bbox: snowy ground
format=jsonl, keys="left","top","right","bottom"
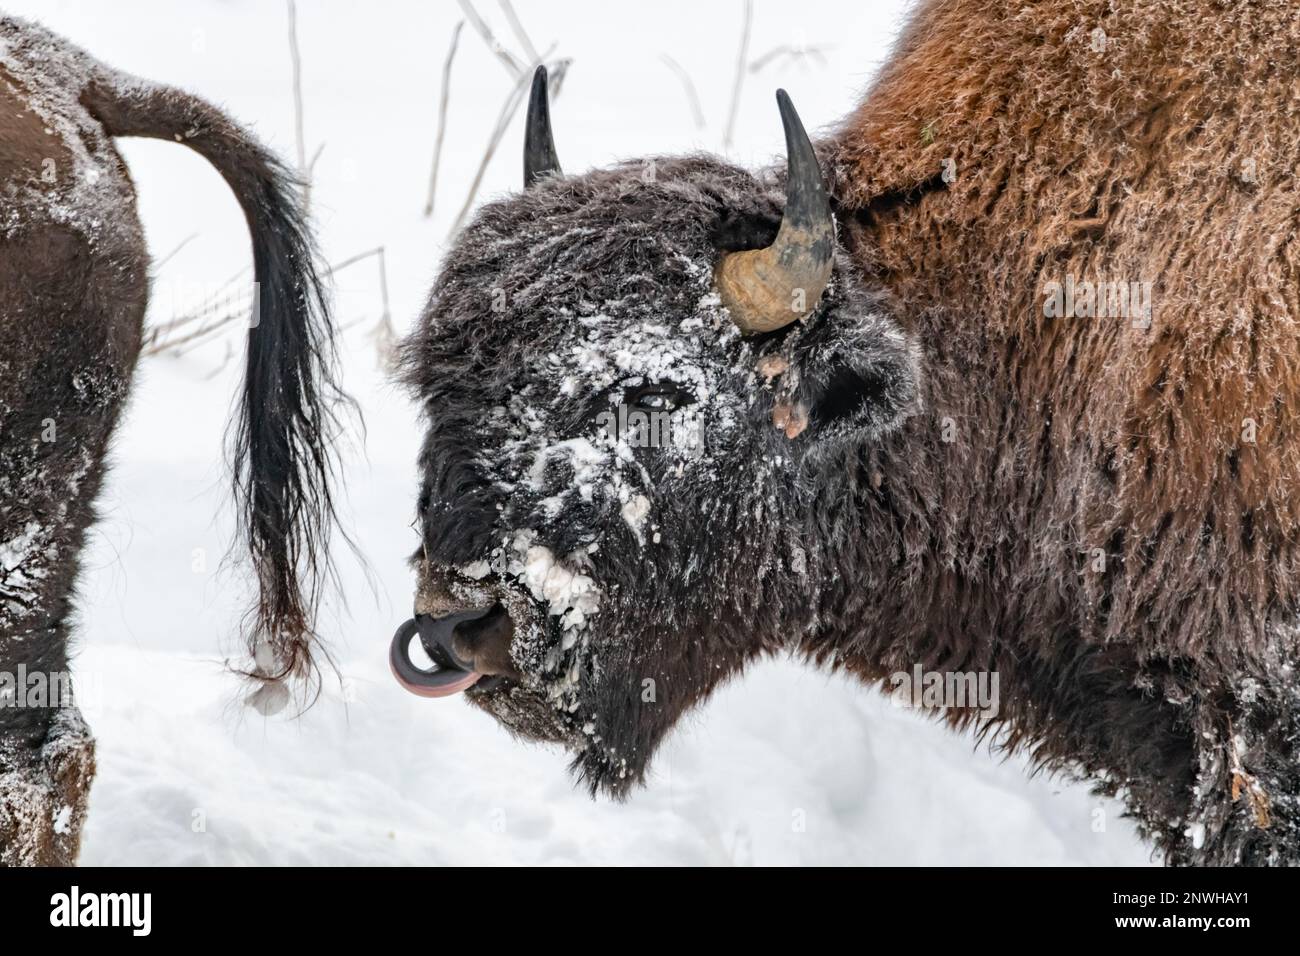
{"left": 9, "top": 0, "right": 1155, "bottom": 865}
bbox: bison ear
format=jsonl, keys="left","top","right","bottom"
{"left": 777, "top": 298, "right": 919, "bottom": 450}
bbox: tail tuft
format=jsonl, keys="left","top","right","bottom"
{"left": 83, "top": 76, "right": 352, "bottom": 696}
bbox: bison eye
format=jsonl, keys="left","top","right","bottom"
{"left": 625, "top": 382, "right": 695, "bottom": 412}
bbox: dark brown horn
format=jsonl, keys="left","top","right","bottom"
{"left": 715, "top": 90, "right": 834, "bottom": 334}
{"left": 524, "top": 65, "right": 561, "bottom": 187}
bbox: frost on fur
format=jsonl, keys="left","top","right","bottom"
{"left": 0, "top": 706, "right": 95, "bottom": 867}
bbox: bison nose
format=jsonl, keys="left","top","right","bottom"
{"left": 449, "top": 603, "right": 520, "bottom": 680}
{"left": 390, "top": 604, "right": 521, "bottom": 699}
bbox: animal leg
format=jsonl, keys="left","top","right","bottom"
{"left": 0, "top": 703, "right": 95, "bottom": 866}
{"left": 1175, "top": 674, "right": 1300, "bottom": 866}
{"left": 0, "top": 197, "right": 144, "bottom": 866}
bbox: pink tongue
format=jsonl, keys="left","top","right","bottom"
{"left": 391, "top": 663, "right": 483, "bottom": 698}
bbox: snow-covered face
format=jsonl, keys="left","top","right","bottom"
{"left": 400, "top": 155, "right": 917, "bottom": 793}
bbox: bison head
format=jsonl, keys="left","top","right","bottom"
{"left": 397, "top": 68, "right": 919, "bottom": 795}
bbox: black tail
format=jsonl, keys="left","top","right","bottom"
{"left": 83, "top": 75, "right": 347, "bottom": 689}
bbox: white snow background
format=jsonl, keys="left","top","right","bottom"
{"left": 6, "top": 0, "right": 1155, "bottom": 865}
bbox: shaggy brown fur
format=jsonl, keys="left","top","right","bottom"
{"left": 1, "top": 17, "right": 343, "bottom": 865}
{"left": 819, "top": 0, "right": 1300, "bottom": 862}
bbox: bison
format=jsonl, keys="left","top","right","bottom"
{"left": 0, "top": 17, "right": 344, "bottom": 864}
{"left": 397, "top": 0, "right": 1300, "bottom": 866}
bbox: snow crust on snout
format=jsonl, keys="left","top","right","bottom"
{"left": 503, "top": 530, "right": 599, "bottom": 639}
